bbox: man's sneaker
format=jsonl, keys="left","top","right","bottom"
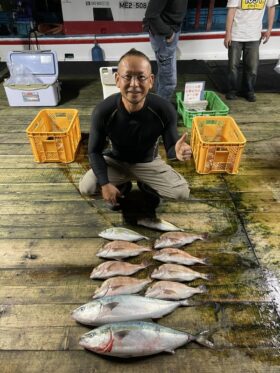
{"left": 245, "top": 93, "right": 256, "bottom": 102}
{"left": 225, "top": 92, "right": 237, "bottom": 100}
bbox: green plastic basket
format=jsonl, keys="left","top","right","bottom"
{"left": 176, "top": 90, "right": 229, "bottom": 128}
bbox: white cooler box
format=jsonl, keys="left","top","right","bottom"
{"left": 99, "top": 66, "right": 120, "bottom": 99}
{"left": 4, "top": 50, "right": 61, "bottom": 107}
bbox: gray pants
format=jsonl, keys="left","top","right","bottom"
{"left": 79, "top": 156, "right": 190, "bottom": 201}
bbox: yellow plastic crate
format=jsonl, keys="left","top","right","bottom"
{"left": 26, "top": 109, "right": 81, "bottom": 163}
{"left": 191, "top": 116, "right": 246, "bottom": 174}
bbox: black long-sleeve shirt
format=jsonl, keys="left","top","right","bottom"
{"left": 88, "top": 93, "right": 179, "bottom": 186}
{"left": 143, "top": 0, "right": 188, "bottom": 38}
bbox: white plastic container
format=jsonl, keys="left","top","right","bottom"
{"left": 99, "top": 66, "right": 119, "bottom": 99}
{"left": 3, "top": 50, "right": 61, "bottom": 107}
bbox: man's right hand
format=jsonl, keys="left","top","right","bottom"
{"left": 101, "top": 183, "right": 122, "bottom": 206}
{"left": 224, "top": 32, "right": 232, "bottom": 48}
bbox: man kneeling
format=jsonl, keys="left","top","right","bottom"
{"left": 79, "top": 49, "right": 192, "bottom": 223}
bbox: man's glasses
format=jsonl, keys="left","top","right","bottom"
{"left": 120, "top": 74, "right": 150, "bottom": 83}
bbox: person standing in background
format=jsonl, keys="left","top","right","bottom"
{"left": 224, "top": 0, "right": 278, "bottom": 102}
{"left": 143, "top": 0, "right": 188, "bottom": 102}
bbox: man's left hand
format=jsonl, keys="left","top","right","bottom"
{"left": 262, "top": 31, "right": 271, "bottom": 44}
{"left": 175, "top": 133, "right": 192, "bottom": 161}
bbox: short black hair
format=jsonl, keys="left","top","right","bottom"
{"left": 118, "top": 48, "right": 151, "bottom": 67}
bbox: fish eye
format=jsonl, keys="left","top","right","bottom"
{"left": 79, "top": 306, "right": 85, "bottom": 311}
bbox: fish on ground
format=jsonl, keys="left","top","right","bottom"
{"left": 154, "top": 231, "right": 208, "bottom": 249}
{"left": 79, "top": 321, "right": 214, "bottom": 358}
{"left": 99, "top": 227, "right": 149, "bottom": 242}
{"left": 145, "top": 281, "right": 207, "bottom": 300}
{"left": 137, "top": 217, "right": 184, "bottom": 232}
{"left": 151, "top": 264, "right": 211, "bottom": 282}
{"left": 90, "top": 260, "right": 150, "bottom": 279}
{"left": 96, "top": 241, "right": 152, "bottom": 260}
{"left": 71, "top": 294, "right": 191, "bottom": 326}
{"left": 153, "top": 248, "right": 208, "bottom": 265}
{"left": 92, "top": 277, "right": 152, "bottom": 298}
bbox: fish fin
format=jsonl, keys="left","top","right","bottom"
{"left": 104, "top": 302, "right": 119, "bottom": 311}
{"left": 198, "top": 285, "right": 207, "bottom": 293}
{"left": 165, "top": 349, "right": 175, "bottom": 354}
{"left": 193, "top": 330, "right": 214, "bottom": 348}
{"left": 164, "top": 289, "right": 177, "bottom": 295}
{"left": 179, "top": 299, "right": 192, "bottom": 306}
{"left": 114, "top": 330, "right": 131, "bottom": 340}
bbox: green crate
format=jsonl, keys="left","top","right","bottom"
{"left": 176, "top": 90, "right": 229, "bottom": 129}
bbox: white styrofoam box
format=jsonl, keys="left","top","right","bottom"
{"left": 99, "top": 66, "right": 120, "bottom": 99}
{"left": 4, "top": 50, "right": 60, "bottom": 106}
{"left": 4, "top": 81, "right": 61, "bottom": 107}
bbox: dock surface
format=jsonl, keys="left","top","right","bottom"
{"left": 0, "top": 62, "right": 279, "bottom": 373}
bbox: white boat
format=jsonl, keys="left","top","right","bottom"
{"left": 0, "top": 0, "right": 279, "bottom": 62}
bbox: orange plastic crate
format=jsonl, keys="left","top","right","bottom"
{"left": 191, "top": 116, "right": 246, "bottom": 174}
{"left": 26, "top": 109, "right": 81, "bottom": 163}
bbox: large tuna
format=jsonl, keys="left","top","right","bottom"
{"left": 71, "top": 295, "right": 191, "bottom": 326}
{"left": 79, "top": 321, "right": 214, "bottom": 358}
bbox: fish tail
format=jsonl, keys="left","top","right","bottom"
{"left": 193, "top": 330, "right": 214, "bottom": 348}
{"left": 141, "top": 260, "right": 153, "bottom": 268}
{"left": 201, "top": 273, "right": 212, "bottom": 281}
{"left": 201, "top": 233, "right": 209, "bottom": 241}
{"left": 198, "top": 285, "right": 207, "bottom": 293}
{"left": 201, "top": 257, "right": 210, "bottom": 265}
{"left": 179, "top": 299, "right": 191, "bottom": 306}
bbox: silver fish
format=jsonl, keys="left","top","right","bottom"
{"left": 154, "top": 232, "right": 208, "bottom": 249}
{"left": 79, "top": 321, "right": 214, "bottom": 358}
{"left": 137, "top": 218, "right": 183, "bottom": 232}
{"left": 151, "top": 264, "right": 210, "bottom": 282}
{"left": 71, "top": 295, "right": 191, "bottom": 326}
{"left": 90, "top": 260, "right": 150, "bottom": 279}
{"left": 96, "top": 241, "right": 151, "bottom": 260}
{"left": 153, "top": 248, "right": 208, "bottom": 265}
{"left": 145, "top": 281, "right": 207, "bottom": 300}
{"left": 99, "top": 227, "right": 149, "bottom": 242}
{"left": 92, "top": 277, "right": 152, "bottom": 298}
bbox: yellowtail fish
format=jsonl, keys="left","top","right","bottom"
{"left": 71, "top": 295, "right": 191, "bottom": 326}
{"left": 154, "top": 232, "right": 208, "bottom": 249}
{"left": 99, "top": 227, "right": 149, "bottom": 242}
{"left": 96, "top": 241, "right": 152, "bottom": 260}
{"left": 92, "top": 277, "right": 152, "bottom": 298}
{"left": 79, "top": 321, "right": 214, "bottom": 358}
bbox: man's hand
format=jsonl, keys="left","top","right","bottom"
{"left": 175, "top": 133, "right": 192, "bottom": 161}
{"left": 262, "top": 30, "right": 271, "bottom": 44}
{"left": 101, "top": 183, "right": 122, "bottom": 206}
{"left": 224, "top": 32, "right": 232, "bottom": 48}
{"left": 166, "top": 32, "right": 175, "bottom": 43}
